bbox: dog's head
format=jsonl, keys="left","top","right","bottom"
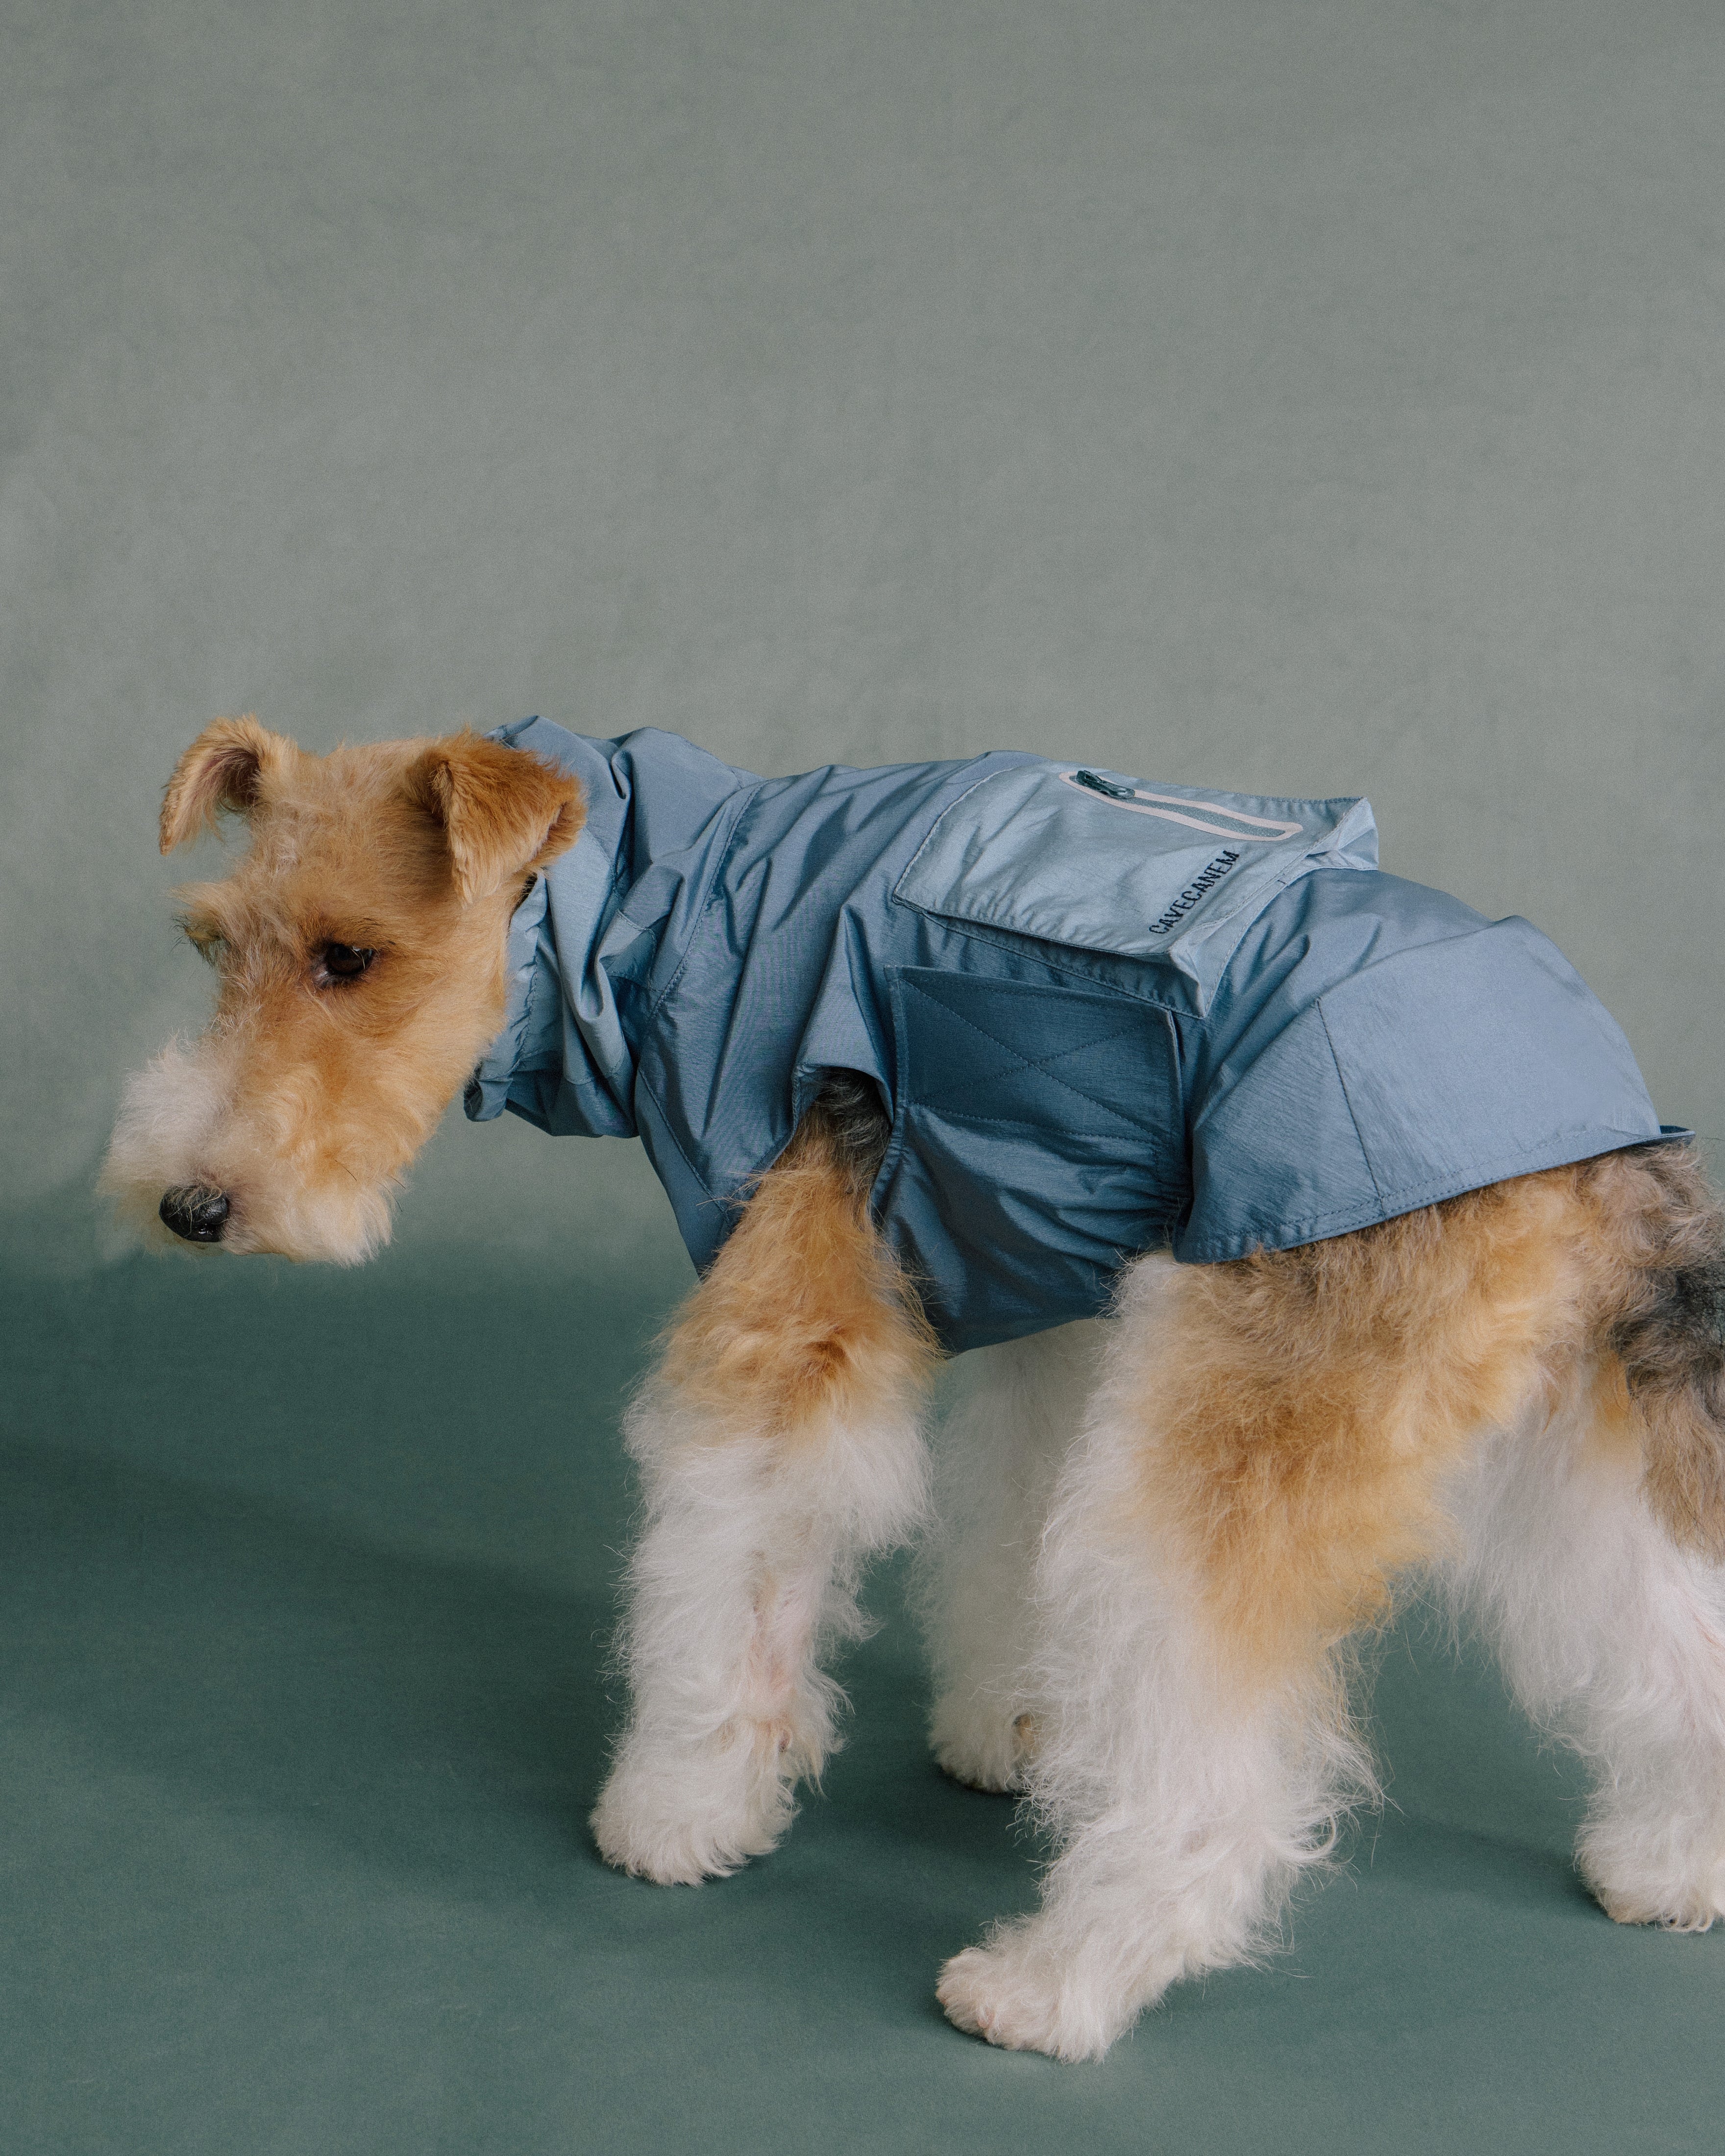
{"left": 101, "top": 718, "right": 583, "bottom": 1262}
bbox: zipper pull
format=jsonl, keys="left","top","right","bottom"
{"left": 1071, "top": 769, "right": 1136, "bottom": 801}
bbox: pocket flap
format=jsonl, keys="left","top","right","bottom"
{"left": 894, "top": 763, "right": 1379, "bottom": 1011}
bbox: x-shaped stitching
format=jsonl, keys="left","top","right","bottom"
{"left": 901, "top": 975, "right": 1160, "bottom": 1137}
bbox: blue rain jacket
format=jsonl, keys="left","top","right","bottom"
{"left": 465, "top": 719, "right": 1679, "bottom": 1352}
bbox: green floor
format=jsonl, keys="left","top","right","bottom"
{"left": 2, "top": 1251, "right": 1720, "bottom": 2154}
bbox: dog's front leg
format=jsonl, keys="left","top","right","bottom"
{"left": 591, "top": 1093, "right": 938, "bottom": 1885}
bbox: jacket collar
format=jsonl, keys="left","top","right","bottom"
{"left": 464, "top": 719, "right": 757, "bottom": 1138}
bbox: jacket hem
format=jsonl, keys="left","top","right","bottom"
{"left": 1174, "top": 1120, "right": 1675, "bottom": 1265}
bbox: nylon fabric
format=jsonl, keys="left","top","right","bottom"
{"left": 466, "top": 721, "right": 1679, "bottom": 1350}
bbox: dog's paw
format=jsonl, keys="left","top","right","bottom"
{"left": 1587, "top": 1871, "right": 1725, "bottom": 1933}
{"left": 936, "top": 1927, "right": 1128, "bottom": 2063}
{"left": 590, "top": 1728, "right": 797, "bottom": 1885}
{"left": 1581, "top": 1830, "right": 1725, "bottom": 1933}
{"left": 929, "top": 1703, "right": 1036, "bottom": 1795}
{"left": 590, "top": 1794, "right": 760, "bottom": 1885}
{"left": 1593, "top": 1891, "right": 1722, "bottom": 1931}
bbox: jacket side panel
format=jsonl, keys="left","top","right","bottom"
{"left": 1178, "top": 870, "right": 1671, "bottom": 1262}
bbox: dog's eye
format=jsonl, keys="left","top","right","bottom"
{"left": 316, "top": 942, "right": 376, "bottom": 984}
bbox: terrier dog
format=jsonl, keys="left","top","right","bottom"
{"left": 103, "top": 714, "right": 1725, "bottom": 2061}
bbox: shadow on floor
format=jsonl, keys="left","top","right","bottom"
{"left": 0, "top": 1436, "right": 616, "bottom": 1892}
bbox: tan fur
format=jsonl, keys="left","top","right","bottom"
{"left": 108, "top": 723, "right": 583, "bottom": 1260}
{"left": 159, "top": 715, "right": 293, "bottom": 852}
{"left": 1115, "top": 1161, "right": 1708, "bottom": 1688}
{"left": 659, "top": 1101, "right": 941, "bottom": 1445}
{"left": 403, "top": 729, "right": 586, "bottom": 903}
{"left": 1580, "top": 1353, "right": 1643, "bottom": 1469}
{"left": 1585, "top": 1144, "right": 1725, "bottom": 1556}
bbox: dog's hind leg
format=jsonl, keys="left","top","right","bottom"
{"left": 939, "top": 1178, "right": 1598, "bottom": 2060}
{"left": 1445, "top": 1381, "right": 1725, "bottom": 1929}
{"left": 1444, "top": 1148, "right": 1725, "bottom": 1931}
{"left": 918, "top": 1322, "right": 1105, "bottom": 1793}
{"left": 590, "top": 1081, "right": 940, "bottom": 1886}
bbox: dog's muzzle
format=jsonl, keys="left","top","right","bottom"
{"left": 159, "top": 1184, "right": 230, "bottom": 1244}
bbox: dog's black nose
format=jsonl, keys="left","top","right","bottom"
{"left": 159, "top": 1185, "right": 230, "bottom": 1243}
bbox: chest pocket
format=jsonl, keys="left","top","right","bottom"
{"left": 894, "top": 762, "right": 1379, "bottom": 1013}
{"left": 873, "top": 966, "right": 1187, "bottom": 1350}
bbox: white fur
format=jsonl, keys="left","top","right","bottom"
{"left": 916, "top": 1322, "right": 1103, "bottom": 1792}
{"left": 99, "top": 1040, "right": 230, "bottom": 1249}
{"left": 99, "top": 1036, "right": 393, "bottom": 1264}
{"left": 1442, "top": 1380, "right": 1725, "bottom": 1931}
{"left": 936, "top": 1321, "right": 1725, "bottom": 2058}
{"left": 936, "top": 1256, "right": 1376, "bottom": 2061}
{"left": 590, "top": 1371, "right": 930, "bottom": 1885}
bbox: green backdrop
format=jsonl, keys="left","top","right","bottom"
{"left": 2, "top": 3, "right": 1721, "bottom": 2149}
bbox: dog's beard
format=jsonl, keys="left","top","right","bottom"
{"left": 100, "top": 1037, "right": 398, "bottom": 1265}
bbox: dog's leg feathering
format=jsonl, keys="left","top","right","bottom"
{"left": 591, "top": 1080, "right": 939, "bottom": 1885}
{"left": 1445, "top": 1146, "right": 1725, "bottom": 1931}
{"left": 916, "top": 1323, "right": 1103, "bottom": 1794}
{"left": 941, "top": 1182, "right": 1600, "bottom": 2060}
{"left": 938, "top": 1257, "right": 1378, "bottom": 2062}
{"left": 1447, "top": 1386, "right": 1725, "bottom": 1931}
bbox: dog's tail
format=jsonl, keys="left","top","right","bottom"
{"left": 1591, "top": 1142, "right": 1725, "bottom": 1559}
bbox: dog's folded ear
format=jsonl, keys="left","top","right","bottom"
{"left": 160, "top": 716, "right": 294, "bottom": 853}
{"left": 407, "top": 731, "right": 586, "bottom": 904}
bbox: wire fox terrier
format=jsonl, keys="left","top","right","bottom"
{"left": 103, "top": 714, "right": 1725, "bottom": 2061}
